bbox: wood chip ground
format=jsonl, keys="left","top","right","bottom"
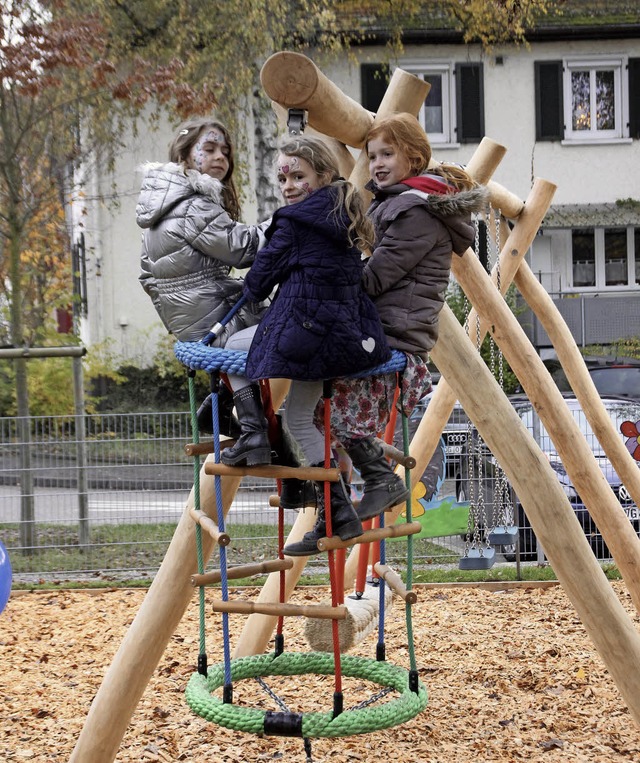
{"left": 2, "top": 581, "right": 640, "bottom": 762}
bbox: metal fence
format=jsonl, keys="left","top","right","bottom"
{"left": 2, "top": 403, "right": 629, "bottom": 584}
{"left": 0, "top": 412, "right": 476, "bottom": 584}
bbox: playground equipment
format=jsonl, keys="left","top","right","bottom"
{"left": 176, "top": 354, "right": 426, "bottom": 752}
{"left": 70, "top": 53, "right": 640, "bottom": 763}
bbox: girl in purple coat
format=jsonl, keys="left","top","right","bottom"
{"left": 220, "top": 135, "right": 392, "bottom": 553}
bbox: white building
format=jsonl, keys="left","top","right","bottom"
{"left": 78, "top": 3, "right": 640, "bottom": 363}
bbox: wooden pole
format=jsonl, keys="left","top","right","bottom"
{"left": 69, "top": 380, "right": 290, "bottom": 763}
{"left": 261, "top": 51, "right": 374, "bottom": 148}
{"left": 349, "top": 68, "right": 431, "bottom": 191}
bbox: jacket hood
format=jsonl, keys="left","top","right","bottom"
{"left": 367, "top": 174, "right": 489, "bottom": 219}
{"left": 269, "top": 185, "right": 349, "bottom": 246}
{"left": 136, "top": 162, "right": 224, "bottom": 228}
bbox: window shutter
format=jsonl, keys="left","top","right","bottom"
{"left": 360, "top": 63, "right": 390, "bottom": 113}
{"left": 535, "top": 61, "right": 563, "bottom": 141}
{"left": 455, "top": 62, "right": 484, "bottom": 143}
{"left": 629, "top": 58, "right": 640, "bottom": 139}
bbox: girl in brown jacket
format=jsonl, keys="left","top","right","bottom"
{"left": 316, "top": 113, "right": 488, "bottom": 522}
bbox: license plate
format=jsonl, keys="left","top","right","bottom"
{"left": 625, "top": 506, "right": 640, "bottom": 521}
{"left": 446, "top": 445, "right": 463, "bottom": 454}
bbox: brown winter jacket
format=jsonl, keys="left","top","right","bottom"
{"left": 363, "top": 175, "right": 489, "bottom": 359}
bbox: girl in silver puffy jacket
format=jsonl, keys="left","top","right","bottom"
{"left": 136, "top": 117, "right": 268, "bottom": 345}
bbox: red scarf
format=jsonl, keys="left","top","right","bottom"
{"left": 402, "top": 175, "right": 454, "bottom": 195}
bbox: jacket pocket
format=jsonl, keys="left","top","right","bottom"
{"left": 277, "top": 304, "right": 326, "bottom": 363}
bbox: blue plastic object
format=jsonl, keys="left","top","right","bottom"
{"left": 0, "top": 540, "right": 12, "bottom": 614}
{"left": 488, "top": 526, "right": 519, "bottom": 546}
{"left": 458, "top": 546, "right": 496, "bottom": 570}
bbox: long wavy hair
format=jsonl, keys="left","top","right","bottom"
{"left": 168, "top": 117, "right": 241, "bottom": 220}
{"left": 365, "top": 113, "right": 477, "bottom": 192}
{"left": 277, "top": 135, "right": 374, "bottom": 251}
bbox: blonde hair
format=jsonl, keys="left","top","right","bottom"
{"left": 365, "top": 113, "right": 477, "bottom": 192}
{"left": 277, "top": 135, "right": 374, "bottom": 251}
{"left": 169, "top": 117, "right": 241, "bottom": 220}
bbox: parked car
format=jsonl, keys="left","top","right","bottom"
{"left": 456, "top": 394, "right": 640, "bottom": 560}
{"left": 541, "top": 355, "right": 640, "bottom": 401}
{"left": 403, "top": 383, "right": 469, "bottom": 480}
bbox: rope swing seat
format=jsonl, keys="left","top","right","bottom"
{"left": 186, "top": 651, "right": 427, "bottom": 738}
{"left": 176, "top": 330, "right": 427, "bottom": 756}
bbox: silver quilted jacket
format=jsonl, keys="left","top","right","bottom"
{"left": 136, "top": 162, "right": 268, "bottom": 343}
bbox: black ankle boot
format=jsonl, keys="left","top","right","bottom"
{"left": 283, "top": 461, "right": 363, "bottom": 557}
{"left": 220, "top": 384, "right": 271, "bottom": 466}
{"left": 196, "top": 385, "right": 241, "bottom": 439}
{"left": 347, "top": 437, "right": 410, "bottom": 521}
{"left": 270, "top": 415, "right": 316, "bottom": 510}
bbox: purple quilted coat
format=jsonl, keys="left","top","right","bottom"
{"left": 243, "top": 185, "right": 391, "bottom": 382}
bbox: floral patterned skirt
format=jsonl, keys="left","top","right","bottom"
{"left": 313, "top": 353, "right": 432, "bottom": 447}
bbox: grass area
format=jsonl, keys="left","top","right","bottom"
{"left": 3, "top": 521, "right": 624, "bottom": 592}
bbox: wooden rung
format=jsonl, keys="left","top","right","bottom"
{"left": 316, "top": 521, "right": 422, "bottom": 552}
{"left": 189, "top": 508, "right": 230, "bottom": 546}
{"left": 204, "top": 462, "right": 340, "bottom": 481}
{"left": 211, "top": 600, "right": 347, "bottom": 620}
{"left": 191, "top": 558, "right": 293, "bottom": 587}
{"left": 373, "top": 562, "right": 417, "bottom": 604}
{"left": 184, "top": 439, "right": 234, "bottom": 457}
{"left": 376, "top": 439, "right": 415, "bottom": 470}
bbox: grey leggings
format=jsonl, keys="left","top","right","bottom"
{"left": 224, "top": 326, "right": 326, "bottom": 465}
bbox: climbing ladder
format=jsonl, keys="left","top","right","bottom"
{"left": 176, "top": 340, "right": 427, "bottom": 754}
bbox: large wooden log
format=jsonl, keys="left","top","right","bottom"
{"left": 453, "top": 248, "right": 640, "bottom": 614}
{"left": 261, "top": 51, "right": 374, "bottom": 147}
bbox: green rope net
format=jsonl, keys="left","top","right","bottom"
{"left": 186, "top": 651, "right": 427, "bottom": 738}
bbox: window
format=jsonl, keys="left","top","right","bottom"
{"left": 571, "top": 227, "right": 640, "bottom": 289}
{"left": 361, "top": 62, "right": 484, "bottom": 145}
{"left": 536, "top": 57, "right": 639, "bottom": 143}
{"left": 564, "top": 58, "right": 626, "bottom": 141}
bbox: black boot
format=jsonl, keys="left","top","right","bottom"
{"left": 196, "top": 385, "right": 241, "bottom": 439}
{"left": 220, "top": 384, "right": 271, "bottom": 466}
{"left": 283, "top": 461, "right": 363, "bottom": 557}
{"left": 347, "top": 437, "right": 410, "bottom": 521}
{"left": 270, "top": 415, "right": 316, "bottom": 510}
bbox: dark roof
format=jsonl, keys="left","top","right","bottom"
{"left": 541, "top": 201, "right": 640, "bottom": 229}
{"left": 345, "top": 1, "right": 640, "bottom": 45}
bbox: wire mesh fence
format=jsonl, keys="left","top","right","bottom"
{"left": 1, "top": 398, "right": 630, "bottom": 584}
{"left": 0, "top": 412, "right": 471, "bottom": 583}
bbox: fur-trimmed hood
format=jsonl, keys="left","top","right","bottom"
{"left": 136, "top": 162, "right": 224, "bottom": 228}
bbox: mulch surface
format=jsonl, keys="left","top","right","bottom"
{"left": 2, "top": 581, "right": 640, "bottom": 762}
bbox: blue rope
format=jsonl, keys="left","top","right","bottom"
{"left": 174, "top": 342, "right": 408, "bottom": 377}
{"left": 209, "top": 387, "right": 233, "bottom": 688}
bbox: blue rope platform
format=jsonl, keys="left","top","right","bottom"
{"left": 185, "top": 651, "right": 428, "bottom": 738}
{"left": 174, "top": 341, "right": 408, "bottom": 377}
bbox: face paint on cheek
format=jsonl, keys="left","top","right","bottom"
{"left": 293, "top": 181, "right": 313, "bottom": 199}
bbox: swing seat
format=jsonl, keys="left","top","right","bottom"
{"left": 488, "top": 525, "right": 519, "bottom": 545}
{"left": 458, "top": 546, "right": 496, "bottom": 570}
